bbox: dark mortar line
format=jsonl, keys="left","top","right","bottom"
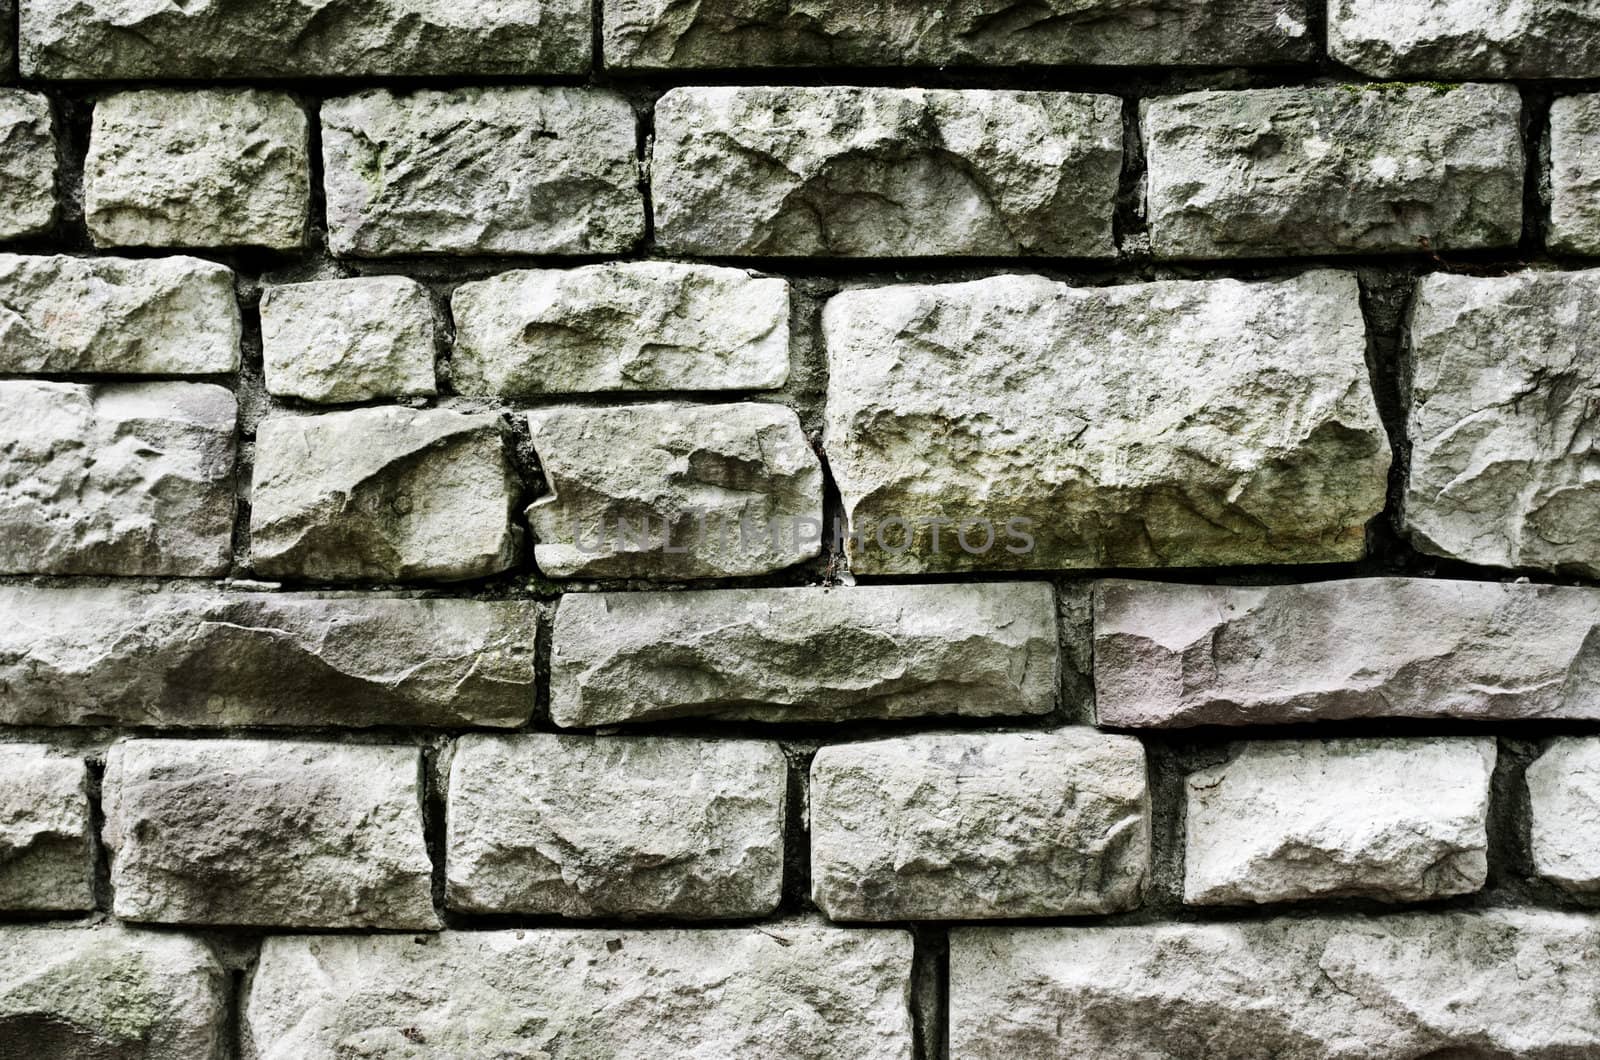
{"left": 225, "top": 966, "right": 247, "bottom": 1060}
{"left": 421, "top": 738, "right": 454, "bottom": 927}
{"left": 1113, "top": 93, "right": 1147, "bottom": 253}
{"left": 590, "top": 0, "right": 606, "bottom": 77}
{"left": 909, "top": 924, "right": 949, "bottom": 1060}
{"left": 1520, "top": 83, "right": 1554, "bottom": 252}
{"left": 84, "top": 754, "right": 111, "bottom": 914}
{"left": 779, "top": 743, "right": 816, "bottom": 915}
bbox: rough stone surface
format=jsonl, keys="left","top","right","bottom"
{"left": 250, "top": 407, "right": 521, "bottom": 583}
{"left": 1095, "top": 577, "right": 1600, "bottom": 727}
{"left": 104, "top": 739, "right": 436, "bottom": 929}
{"left": 1549, "top": 94, "right": 1600, "bottom": 256}
{"left": 0, "top": 745, "right": 90, "bottom": 912}
{"left": 0, "top": 924, "right": 227, "bottom": 1060}
{"left": 20, "top": 0, "right": 591, "bottom": 78}
{"left": 1145, "top": 84, "right": 1523, "bottom": 259}
{"left": 260, "top": 277, "right": 437, "bottom": 404}
{"left": 246, "top": 923, "right": 913, "bottom": 1059}
{"left": 1330, "top": 0, "right": 1600, "bottom": 78}
{"left": 952, "top": 910, "right": 1600, "bottom": 1057}
{"left": 606, "top": 0, "right": 1313, "bottom": 70}
{"left": 811, "top": 731, "right": 1149, "bottom": 921}
{"left": 452, "top": 262, "right": 790, "bottom": 396}
{"left": 447, "top": 734, "right": 786, "bottom": 918}
{"left": 86, "top": 89, "right": 309, "bottom": 250}
{"left": 551, "top": 583, "right": 1057, "bottom": 727}
{"left": 824, "top": 271, "right": 1387, "bottom": 575}
{"left": 1184, "top": 738, "right": 1495, "bottom": 906}
{"left": 654, "top": 87, "right": 1122, "bottom": 258}
{"left": 0, "top": 90, "right": 55, "bottom": 240}
{"left": 1527, "top": 737, "right": 1600, "bottom": 893}
{"left": 1403, "top": 269, "right": 1600, "bottom": 575}
{"left": 0, "top": 254, "right": 239, "bottom": 375}
{"left": 0, "top": 588, "right": 537, "bottom": 729}
{"left": 322, "top": 88, "right": 644, "bottom": 258}
{"left": 526, "top": 401, "right": 823, "bottom": 579}
{"left": 0, "top": 381, "right": 237, "bottom": 576}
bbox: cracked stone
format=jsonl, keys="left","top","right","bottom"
{"left": 322, "top": 87, "right": 644, "bottom": 257}
{"left": 1403, "top": 268, "right": 1600, "bottom": 575}
{"left": 1184, "top": 738, "right": 1495, "bottom": 906}
{"left": 550, "top": 582, "right": 1057, "bottom": 727}
{"left": 1144, "top": 84, "right": 1523, "bottom": 259}
{"left": 1095, "top": 577, "right": 1600, "bottom": 727}
{"left": 526, "top": 401, "right": 823, "bottom": 579}
{"left": 0, "top": 745, "right": 90, "bottom": 913}
{"left": 0, "top": 587, "right": 537, "bottom": 729}
{"left": 1549, "top": 94, "right": 1600, "bottom": 255}
{"left": 951, "top": 910, "right": 1600, "bottom": 1057}
{"left": 105, "top": 739, "right": 437, "bottom": 929}
{"left": 20, "top": 0, "right": 591, "bottom": 78}
{"left": 246, "top": 923, "right": 913, "bottom": 1059}
{"left": 0, "top": 381, "right": 237, "bottom": 576}
{"left": 653, "top": 86, "right": 1121, "bottom": 257}
{"left": 0, "top": 254, "right": 239, "bottom": 375}
{"left": 0, "top": 90, "right": 54, "bottom": 240}
{"left": 1527, "top": 737, "right": 1600, "bottom": 893}
{"left": 811, "top": 730, "right": 1149, "bottom": 921}
{"left": 447, "top": 734, "right": 786, "bottom": 918}
{"left": 250, "top": 406, "right": 521, "bottom": 583}
{"left": 86, "top": 88, "right": 310, "bottom": 250}
{"left": 452, "top": 262, "right": 790, "bottom": 396}
{"left": 261, "top": 276, "right": 437, "bottom": 404}
{"left": 1330, "top": 0, "right": 1600, "bottom": 78}
{"left": 824, "top": 271, "right": 1388, "bottom": 575}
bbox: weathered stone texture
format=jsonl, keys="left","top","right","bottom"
{"left": 0, "top": 254, "right": 239, "bottom": 375}
{"left": 452, "top": 263, "right": 790, "bottom": 396}
{"left": 1145, "top": 84, "right": 1523, "bottom": 259}
{"left": 105, "top": 739, "right": 436, "bottom": 929}
{"left": 0, "top": 381, "right": 237, "bottom": 576}
{"left": 550, "top": 582, "right": 1057, "bottom": 727}
{"left": 250, "top": 407, "right": 520, "bottom": 583}
{"left": 261, "top": 277, "right": 437, "bottom": 404}
{"left": 0, "top": 588, "right": 537, "bottom": 729}
{"left": 951, "top": 910, "right": 1600, "bottom": 1058}
{"left": 1549, "top": 94, "right": 1600, "bottom": 255}
{"left": 654, "top": 87, "right": 1122, "bottom": 258}
{"left": 1095, "top": 577, "right": 1600, "bottom": 727}
{"left": 824, "top": 271, "right": 1387, "bottom": 575}
{"left": 1184, "top": 739, "right": 1495, "bottom": 906}
{"left": 0, "top": 924, "right": 227, "bottom": 1060}
{"left": 0, "top": 745, "right": 90, "bottom": 912}
{"left": 447, "top": 734, "right": 786, "bottom": 918}
{"left": 1330, "top": 0, "right": 1600, "bottom": 78}
{"left": 322, "top": 88, "right": 644, "bottom": 258}
{"left": 20, "top": 0, "right": 592, "bottom": 78}
{"left": 1404, "top": 269, "right": 1600, "bottom": 574}
{"left": 0, "top": 91, "right": 55, "bottom": 240}
{"left": 247, "top": 924, "right": 913, "bottom": 1059}
{"left": 86, "top": 89, "right": 309, "bottom": 250}
{"left": 1527, "top": 738, "right": 1600, "bottom": 893}
{"left": 811, "top": 731, "right": 1149, "bottom": 921}
{"left": 526, "top": 401, "right": 822, "bottom": 579}
{"left": 606, "top": 0, "right": 1312, "bottom": 70}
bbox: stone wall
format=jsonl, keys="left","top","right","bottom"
{"left": 2, "top": 2, "right": 1600, "bottom": 1058}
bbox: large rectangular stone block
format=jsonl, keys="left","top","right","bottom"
{"left": 0, "top": 588, "right": 536, "bottom": 729}
{"left": 20, "top": 0, "right": 592, "bottom": 78}
{"left": 0, "top": 381, "right": 236, "bottom": 575}
{"left": 951, "top": 911, "right": 1600, "bottom": 1057}
{"left": 1549, "top": 94, "right": 1600, "bottom": 255}
{"left": 0, "top": 924, "right": 227, "bottom": 1059}
{"left": 0, "top": 745, "right": 91, "bottom": 912}
{"left": 0, "top": 90, "right": 55, "bottom": 240}
{"left": 1403, "top": 269, "right": 1600, "bottom": 575}
{"left": 811, "top": 731, "right": 1149, "bottom": 920}
{"left": 550, "top": 582, "right": 1057, "bottom": 727}
{"left": 322, "top": 88, "right": 643, "bottom": 257}
{"left": 606, "top": 0, "right": 1312, "bottom": 70}
{"left": 260, "top": 277, "right": 436, "bottom": 404}
{"left": 1330, "top": 0, "right": 1600, "bottom": 78}
{"left": 654, "top": 87, "right": 1121, "bottom": 258}
{"left": 105, "top": 739, "right": 436, "bottom": 929}
{"left": 447, "top": 734, "right": 786, "bottom": 918}
{"left": 1094, "top": 577, "right": 1600, "bottom": 727}
{"left": 1528, "top": 737, "right": 1600, "bottom": 894}
{"left": 1144, "top": 84, "right": 1523, "bottom": 259}
{"left": 246, "top": 924, "right": 914, "bottom": 1059}
{"left": 823, "top": 271, "right": 1388, "bottom": 574}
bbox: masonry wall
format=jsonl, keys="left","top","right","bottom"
{"left": 3, "top": 2, "right": 1600, "bottom": 1058}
